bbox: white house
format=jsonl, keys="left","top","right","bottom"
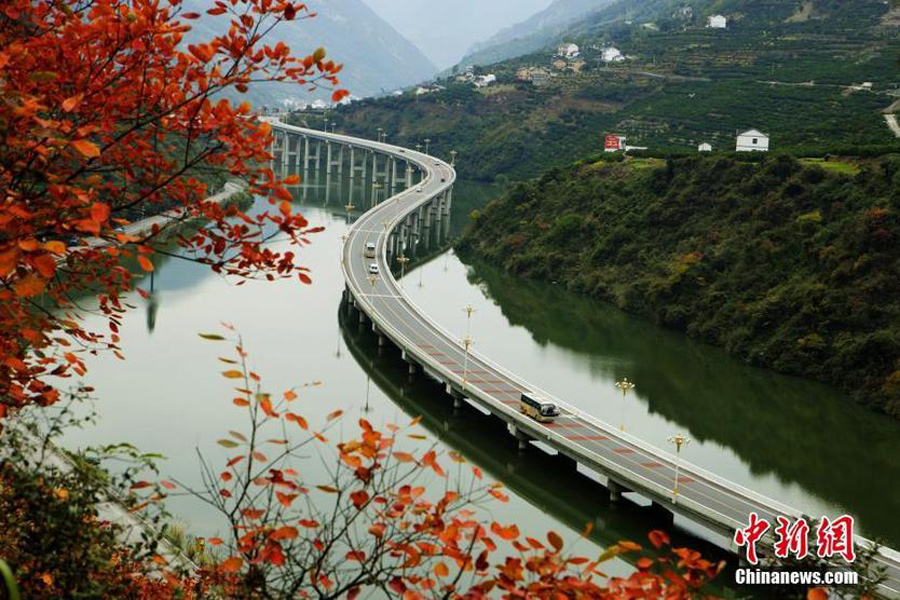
{"left": 557, "top": 43, "right": 580, "bottom": 58}
{"left": 735, "top": 129, "right": 769, "bottom": 152}
{"left": 707, "top": 14, "right": 727, "bottom": 29}
{"left": 415, "top": 84, "right": 445, "bottom": 96}
{"left": 473, "top": 74, "right": 497, "bottom": 88}
{"left": 601, "top": 47, "right": 625, "bottom": 63}
{"left": 698, "top": 142, "right": 713, "bottom": 152}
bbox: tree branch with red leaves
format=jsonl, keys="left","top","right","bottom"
{"left": 0, "top": 0, "right": 347, "bottom": 413}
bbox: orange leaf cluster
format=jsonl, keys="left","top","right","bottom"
{"left": 0, "top": 0, "right": 348, "bottom": 414}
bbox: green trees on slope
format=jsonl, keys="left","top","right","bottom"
{"left": 459, "top": 154, "right": 900, "bottom": 417}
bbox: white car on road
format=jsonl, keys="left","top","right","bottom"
{"left": 368, "top": 263, "right": 379, "bottom": 275}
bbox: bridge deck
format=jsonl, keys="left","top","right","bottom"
{"left": 271, "top": 121, "right": 900, "bottom": 597}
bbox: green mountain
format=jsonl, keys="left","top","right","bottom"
{"left": 328, "top": 0, "right": 900, "bottom": 180}
{"left": 461, "top": 0, "right": 616, "bottom": 67}
{"left": 457, "top": 154, "right": 900, "bottom": 419}
{"left": 184, "top": 0, "right": 436, "bottom": 107}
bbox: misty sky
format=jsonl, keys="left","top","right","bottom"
{"left": 362, "top": 0, "right": 554, "bottom": 69}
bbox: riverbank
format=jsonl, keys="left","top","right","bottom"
{"left": 457, "top": 153, "right": 900, "bottom": 419}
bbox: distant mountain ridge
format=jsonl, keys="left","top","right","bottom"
{"left": 461, "top": 0, "right": 616, "bottom": 67}
{"left": 184, "top": 0, "right": 437, "bottom": 106}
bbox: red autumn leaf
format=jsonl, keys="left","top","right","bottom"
{"left": 285, "top": 412, "right": 308, "bottom": 429}
{"left": 258, "top": 396, "right": 278, "bottom": 418}
{"left": 270, "top": 526, "right": 298, "bottom": 541}
{"left": 32, "top": 254, "right": 56, "bottom": 278}
{"left": 221, "top": 557, "right": 242, "bottom": 572}
{"left": 392, "top": 452, "right": 415, "bottom": 463}
{"left": 649, "top": 530, "right": 670, "bottom": 549}
{"left": 71, "top": 139, "right": 100, "bottom": 158}
{"left": 350, "top": 489, "right": 369, "bottom": 509}
{"left": 548, "top": 531, "right": 564, "bottom": 553}
{"left": 14, "top": 275, "right": 46, "bottom": 298}
{"left": 137, "top": 255, "right": 154, "bottom": 272}
{"left": 490, "top": 522, "right": 520, "bottom": 541}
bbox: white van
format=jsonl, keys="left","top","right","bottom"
{"left": 364, "top": 242, "right": 376, "bottom": 258}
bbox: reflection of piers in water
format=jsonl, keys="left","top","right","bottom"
{"left": 337, "top": 303, "right": 748, "bottom": 597}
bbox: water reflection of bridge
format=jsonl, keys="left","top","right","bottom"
{"left": 338, "top": 307, "right": 747, "bottom": 596}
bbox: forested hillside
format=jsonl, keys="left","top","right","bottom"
{"left": 458, "top": 154, "right": 900, "bottom": 418}
{"left": 329, "top": 0, "right": 900, "bottom": 181}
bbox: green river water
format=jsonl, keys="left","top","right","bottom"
{"left": 58, "top": 170, "right": 900, "bottom": 593}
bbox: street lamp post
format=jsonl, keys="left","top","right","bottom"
{"left": 323, "top": 117, "right": 329, "bottom": 132}
{"left": 462, "top": 335, "right": 473, "bottom": 386}
{"left": 450, "top": 149, "right": 457, "bottom": 166}
{"left": 344, "top": 202, "right": 355, "bottom": 220}
{"left": 463, "top": 304, "right": 475, "bottom": 338}
{"left": 376, "top": 127, "right": 383, "bottom": 143}
{"left": 614, "top": 378, "right": 635, "bottom": 431}
{"left": 667, "top": 433, "right": 691, "bottom": 503}
{"left": 424, "top": 138, "right": 431, "bottom": 155}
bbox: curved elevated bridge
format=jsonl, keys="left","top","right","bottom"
{"left": 269, "top": 120, "right": 900, "bottom": 596}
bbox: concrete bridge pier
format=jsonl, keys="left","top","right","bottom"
{"left": 608, "top": 479, "right": 631, "bottom": 503}
{"left": 371, "top": 323, "right": 387, "bottom": 349}
{"left": 442, "top": 188, "right": 453, "bottom": 217}
{"left": 445, "top": 385, "right": 465, "bottom": 410}
{"left": 303, "top": 136, "right": 311, "bottom": 171}
{"left": 432, "top": 198, "right": 443, "bottom": 228}
{"left": 370, "top": 152, "right": 380, "bottom": 184}
{"left": 349, "top": 147, "right": 358, "bottom": 179}
{"left": 333, "top": 144, "right": 345, "bottom": 175}
{"left": 507, "top": 423, "right": 533, "bottom": 452}
{"left": 311, "top": 139, "right": 322, "bottom": 170}
{"left": 401, "top": 350, "right": 417, "bottom": 377}
{"left": 441, "top": 212, "right": 452, "bottom": 242}
{"left": 326, "top": 142, "right": 333, "bottom": 175}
